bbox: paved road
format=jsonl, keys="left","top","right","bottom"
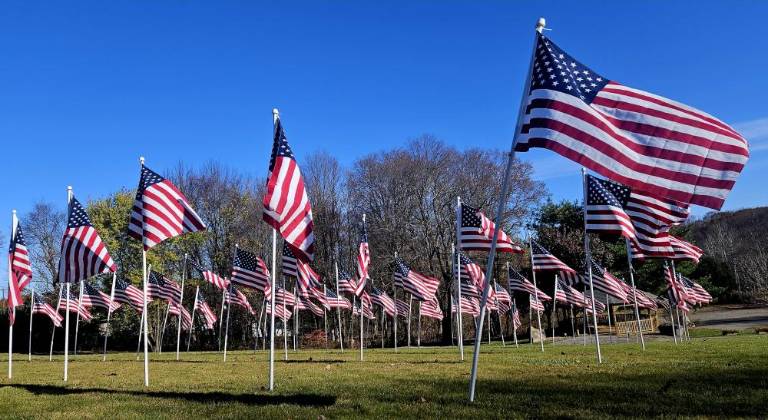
{"left": 688, "top": 305, "right": 768, "bottom": 330}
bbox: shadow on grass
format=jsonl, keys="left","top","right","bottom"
{"left": 7, "top": 384, "right": 336, "bottom": 407}
{"left": 284, "top": 359, "right": 347, "bottom": 364}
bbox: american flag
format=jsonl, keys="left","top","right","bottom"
{"left": 337, "top": 275, "right": 358, "bottom": 295}
{"left": 456, "top": 252, "right": 495, "bottom": 300}
{"left": 511, "top": 302, "right": 522, "bottom": 331}
{"left": 194, "top": 291, "right": 218, "bottom": 329}
{"left": 353, "top": 296, "right": 376, "bottom": 320}
{"left": 113, "top": 278, "right": 144, "bottom": 311}
{"left": 297, "top": 259, "right": 323, "bottom": 290}
{"left": 226, "top": 286, "right": 255, "bottom": 315}
{"left": 355, "top": 222, "right": 370, "bottom": 296}
{"left": 670, "top": 236, "right": 704, "bottom": 263}
{"left": 370, "top": 287, "right": 396, "bottom": 316}
{"left": 451, "top": 295, "right": 480, "bottom": 316}
{"left": 191, "top": 262, "right": 229, "bottom": 290}
{"left": 666, "top": 287, "right": 690, "bottom": 313}
{"left": 529, "top": 294, "right": 545, "bottom": 313}
{"left": 584, "top": 297, "right": 606, "bottom": 314}
{"left": 262, "top": 116, "right": 315, "bottom": 262}
{"left": 419, "top": 298, "right": 443, "bottom": 320}
{"left": 458, "top": 203, "right": 523, "bottom": 253}
{"left": 554, "top": 277, "right": 587, "bottom": 307}
{"left": 57, "top": 197, "right": 117, "bottom": 284}
{"left": 147, "top": 271, "right": 182, "bottom": 304}
{"left": 514, "top": 32, "right": 749, "bottom": 210}
{"left": 128, "top": 164, "right": 206, "bottom": 250}
{"left": 507, "top": 267, "right": 551, "bottom": 301}
{"left": 81, "top": 282, "right": 120, "bottom": 312}
{"left": 530, "top": 240, "right": 576, "bottom": 273}
{"left": 494, "top": 283, "right": 512, "bottom": 307}
{"left": 680, "top": 276, "right": 712, "bottom": 304}
{"left": 296, "top": 296, "right": 324, "bottom": 317}
{"left": 274, "top": 287, "right": 296, "bottom": 307}
{"left": 394, "top": 299, "right": 411, "bottom": 318}
{"left": 454, "top": 257, "right": 481, "bottom": 298}
{"left": 585, "top": 175, "right": 637, "bottom": 239}
{"left": 614, "top": 278, "right": 658, "bottom": 309}
{"left": 586, "top": 259, "right": 630, "bottom": 303}
{"left": 58, "top": 289, "right": 92, "bottom": 321}
{"left": 32, "top": 294, "right": 63, "bottom": 327}
{"left": 323, "top": 288, "right": 351, "bottom": 309}
{"left": 8, "top": 221, "right": 32, "bottom": 321}
{"left": 281, "top": 243, "right": 299, "bottom": 278}
{"left": 168, "top": 302, "right": 192, "bottom": 330}
{"left": 393, "top": 257, "right": 440, "bottom": 302}
{"left": 266, "top": 300, "right": 293, "bottom": 321}
{"left": 231, "top": 247, "right": 270, "bottom": 292}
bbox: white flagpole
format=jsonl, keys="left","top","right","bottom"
{"left": 50, "top": 285, "right": 63, "bottom": 361}
{"left": 73, "top": 280, "right": 84, "bottom": 356}
{"left": 512, "top": 299, "right": 518, "bottom": 347}
{"left": 218, "top": 288, "right": 226, "bottom": 351}
{"left": 28, "top": 287, "right": 34, "bottom": 362}
{"left": 159, "top": 303, "right": 170, "bottom": 353}
{"left": 581, "top": 168, "right": 603, "bottom": 363}
{"left": 605, "top": 295, "right": 612, "bottom": 343}
{"left": 223, "top": 287, "right": 232, "bottom": 362}
{"left": 293, "top": 287, "right": 297, "bottom": 351}
{"left": 268, "top": 109, "right": 279, "bottom": 392}
{"left": 176, "top": 253, "right": 187, "bottom": 360}
{"left": 142, "top": 247, "right": 150, "bottom": 386}
{"left": 360, "top": 214, "right": 366, "bottom": 361}
{"left": 417, "top": 302, "right": 421, "bottom": 348}
{"left": 103, "top": 271, "right": 117, "bottom": 361}
{"left": 407, "top": 295, "right": 412, "bottom": 348}
{"left": 393, "top": 251, "right": 398, "bottom": 353}
{"left": 8, "top": 210, "right": 17, "bottom": 378}
{"left": 455, "top": 198, "right": 465, "bottom": 361}
{"left": 282, "top": 277, "right": 288, "bottom": 361}
{"left": 323, "top": 285, "right": 328, "bottom": 349}
{"left": 63, "top": 186, "right": 73, "bottom": 382}
{"left": 569, "top": 305, "right": 576, "bottom": 340}
{"left": 624, "top": 239, "right": 645, "bottom": 350}
{"left": 468, "top": 17, "right": 545, "bottom": 402}
{"left": 551, "top": 275, "right": 559, "bottom": 346}
{"left": 528, "top": 239, "right": 545, "bottom": 352}
{"left": 334, "top": 258, "right": 343, "bottom": 352}
{"left": 256, "top": 296, "right": 265, "bottom": 352}
{"left": 187, "top": 287, "right": 199, "bottom": 352}
{"left": 136, "top": 306, "right": 145, "bottom": 360}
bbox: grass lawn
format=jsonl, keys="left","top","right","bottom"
{"left": 1, "top": 335, "right": 766, "bottom": 419}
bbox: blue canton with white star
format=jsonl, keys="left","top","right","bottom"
{"left": 67, "top": 198, "right": 94, "bottom": 228}
{"left": 268, "top": 119, "right": 295, "bottom": 171}
{"left": 530, "top": 33, "right": 609, "bottom": 104}
{"left": 587, "top": 175, "right": 631, "bottom": 208}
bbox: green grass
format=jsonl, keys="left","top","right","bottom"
{"left": 1, "top": 335, "right": 767, "bottom": 419}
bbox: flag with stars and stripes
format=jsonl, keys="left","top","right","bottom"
{"left": 194, "top": 291, "right": 218, "bottom": 329}
{"left": 338, "top": 275, "right": 358, "bottom": 295}
{"left": 266, "top": 299, "right": 293, "bottom": 321}
{"left": 456, "top": 252, "right": 495, "bottom": 300}
{"left": 669, "top": 236, "right": 704, "bottom": 263}
{"left": 511, "top": 302, "right": 522, "bottom": 331}
{"left": 529, "top": 294, "right": 545, "bottom": 313}
{"left": 273, "top": 287, "right": 296, "bottom": 307}
{"left": 393, "top": 257, "right": 440, "bottom": 302}
{"left": 226, "top": 286, "right": 255, "bottom": 315}
{"left": 81, "top": 282, "right": 121, "bottom": 312}
{"left": 128, "top": 164, "right": 206, "bottom": 250}
{"left": 587, "top": 259, "right": 630, "bottom": 303}
{"left": 355, "top": 223, "right": 370, "bottom": 296}
{"left": 297, "top": 259, "right": 323, "bottom": 290}
{"left": 370, "top": 287, "right": 396, "bottom": 316}
{"left": 191, "top": 261, "right": 229, "bottom": 290}
{"left": 57, "top": 197, "right": 117, "bottom": 284}
{"left": 296, "top": 295, "right": 324, "bottom": 317}
{"left": 419, "top": 298, "right": 443, "bottom": 320}
{"left": 451, "top": 295, "right": 480, "bottom": 317}
{"left": 262, "top": 116, "right": 315, "bottom": 262}
{"left": 58, "top": 289, "right": 92, "bottom": 321}
{"left": 584, "top": 297, "right": 606, "bottom": 315}
{"left": 394, "top": 299, "right": 411, "bottom": 318}
{"left": 554, "top": 277, "right": 587, "bottom": 307}
{"left": 147, "top": 271, "right": 182, "bottom": 304}
{"left": 507, "top": 267, "right": 551, "bottom": 302}
{"left": 454, "top": 257, "right": 481, "bottom": 298}
{"left": 530, "top": 240, "right": 576, "bottom": 273}
{"left": 231, "top": 247, "right": 271, "bottom": 292}
{"left": 168, "top": 302, "right": 192, "bottom": 330}
{"left": 458, "top": 203, "right": 523, "bottom": 253}
{"left": 113, "top": 278, "right": 144, "bottom": 311}
{"left": 32, "top": 294, "right": 63, "bottom": 327}
{"left": 680, "top": 276, "right": 712, "bottom": 304}
{"left": 8, "top": 220, "right": 32, "bottom": 321}
{"left": 585, "top": 174, "right": 637, "bottom": 239}
{"left": 281, "top": 242, "right": 299, "bottom": 278}
{"left": 322, "top": 288, "right": 351, "bottom": 310}
{"left": 514, "top": 32, "right": 749, "bottom": 210}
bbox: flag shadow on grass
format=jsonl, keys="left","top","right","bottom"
{"left": 7, "top": 384, "right": 336, "bottom": 407}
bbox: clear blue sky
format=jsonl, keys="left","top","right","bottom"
{"left": 2, "top": 1, "right": 767, "bottom": 243}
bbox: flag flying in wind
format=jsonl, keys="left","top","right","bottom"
{"left": 587, "top": 259, "right": 630, "bottom": 303}
{"left": 554, "top": 277, "right": 588, "bottom": 307}
{"left": 680, "top": 276, "right": 712, "bottom": 304}
{"left": 168, "top": 302, "right": 193, "bottom": 330}
{"left": 530, "top": 240, "right": 576, "bottom": 273}
{"left": 451, "top": 295, "right": 480, "bottom": 316}
{"left": 529, "top": 294, "right": 545, "bottom": 312}
{"left": 32, "top": 294, "right": 63, "bottom": 327}
{"left": 191, "top": 261, "right": 229, "bottom": 290}
{"left": 394, "top": 299, "right": 410, "bottom": 318}
{"left": 58, "top": 289, "right": 92, "bottom": 321}
{"left": 370, "top": 287, "right": 396, "bottom": 316}
{"left": 262, "top": 116, "right": 315, "bottom": 262}
{"left": 511, "top": 302, "right": 522, "bottom": 331}
{"left": 296, "top": 296, "right": 324, "bottom": 317}
{"left": 458, "top": 203, "right": 523, "bottom": 253}
{"left": 393, "top": 257, "right": 440, "bottom": 302}
{"left": 585, "top": 174, "right": 637, "bottom": 239}
{"left": 194, "top": 292, "right": 218, "bottom": 329}
{"left": 419, "top": 298, "right": 444, "bottom": 320}
{"left": 226, "top": 286, "right": 255, "bottom": 315}
{"left": 507, "top": 267, "right": 551, "bottom": 301}
{"left": 128, "top": 164, "right": 206, "bottom": 250}
{"left": 81, "top": 282, "right": 120, "bottom": 312}
{"left": 456, "top": 252, "right": 495, "bottom": 300}
{"left": 322, "top": 288, "right": 351, "bottom": 309}
{"left": 281, "top": 243, "right": 299, "bottom": 278}
{"left": 147, "top": 271, "right": 182, "bottom": 304}
{"left": 8, "top": 221, "right": 32, "bottom": 321}
{"left": 338, "top": 275, "right": 358, "bottom": 295}
{"left": 669, "top": 236, "right": 704, "bottom": 263}
{"left": 513, "top": 32, "right": 749, "bottom": 210}
{"left": 355, "top": 222, "right": 370, "bottom": 296}
{"left": 57, "top": 197, "right": 117, "bottom": 284}
{"left": 231, "top": 247, "right": 271, "bottom": 292}
{"left": 113, "top": 278, "right": 144, "bottom": 311}
{"left": 297, "top": 259, "right": 323, "bottom": 290}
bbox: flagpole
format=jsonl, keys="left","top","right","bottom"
{"left": 223, "top": 287, "right": 232, "bottom": 362}
{"left": 407, "top": 295, "right": 412, "bottom": 348}
{"left": 468, "top": 18, "right": 545, "bottom": 402}
{"left": 103, "top": 271, "right": 117, "bottom": 361}
{"left": 63, "top": 186, "right": 73, "bottom": 382}
{"left": 136, "top": 307, "right": 145, "bottom": 360}
{"left": 486, "top": 306, "right": 491, "bottom": 344}
{"left": 393, "top": 251, "right": 398, "bottom": 353}
{"left": 323, "top": 285, "right": 328, "bottom": 349}
{"left": 624, "top": 239, "right": 645, "bottom": 350}
{"left": 8, "top": 210, "right": 17, "bottom": 378}
{"left": 360, "top": 296, "right": 364, "bottom": 361}
{"left": 28, "top": 287, "right": 34, "bottom": 362}
{"left": 73, "top": 280, "right": 83, "bottom": 356}
{"left": 581, "top": 168, "right": 603, "bottom": 363}
{"left": 512, "top": 298, "right": 518, "bottom": 347}
{"left": 551, "top": 275, "right": 559, "bottom": 345}
{"left": 256, "top": 296, "right": 265, "bottom": 352}
{"left": 282, "top": 277, "right": 288, "bottom": 361}
{"left": 569, "top": 305, "right": 576, "bottom": 340}
{"left": 417, "top": 302, "right": 421, "bottom": 348}
{"left": 334, "top": 257, "right": 343, "bottom": 352}
{"left": 218, "top": 288, "right": 226, "bottom": 351}
{"left": 176, "top": 253, "right": 187, "bottom": 360}
{"left": 528, "top": 238, "right": 545, "bottom": 352}
{"left": 159, "top": 303, "right": 171, "bottom": 353}
{"left": 187, "top": 287, "right": 198, "bottom": 352}
{"left": 50, "top": 285, "right": 62, "bottom": 361}
{"left": 454, "top": 198, "right": 465, "bottom": 361}
{"left": 293, "top": 287, "right": 298, "bottom": 351}
{"left": 605, "top": 295, "right": 612, "bottom": 343}
{"left": 268, "top": 109, "right": 279, "bottom": 392}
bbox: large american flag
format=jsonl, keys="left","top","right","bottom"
{"left": 113, "top": 278, "right": 144, "bottom": 311}
{"left": 393, "top": 257, "right": 440, "bottom": 302}
{"left": 370, "top": 287, "right": 396, "bottom": 316}
{"left": 57, "top": 197, "right": 117, "bottom": 284}
{"left": 81, "top": 282, "right": 120, "bottom": 312}
{"left": 194, "top": 291, "right": 218, "bottom": 329}
{"left": 419, "top": 298, "right": 443, "bottom": 320}
{"left": 514, "top": 33, "right": 749, "bottom": 210}
{"left": 585, "top": 174, "right": 637, "bottom": 239}
{"left": 231, "top": 247, "right": 270, "bottom": 292}
{"left": 554, "top": 277, "right": 587, "bottom": 307}
{"left": 507, "top": 267, "right": 551, "bottom": 302}
{"left": 262, "top": 116, "right": 315, "bottom": 262}
{"left": 530, "top": 240, "right": 576, "bottom": 273}
{"left": 458, "top": 203, "right": 523, "bottom": 253}
{"left": 456, "top": 252, "right": 494, "bottom": 299}
{"left": 281, "top": 242, "right": 299, "bottom": 278}
{"left": 451, "top": 295, "right": 480, "bottom": 316}
{"left": 669, "top": 236, "right": 704, "bottom": 263}
{"left": 32, "top": 294, "right": 63, "bottom": 327}
{"left": 58, "top": 289, "right": 92, "bottom": 321}
{"left": 168, "top": 302, "right": 192, "bottom": 330}
{"left": 8, "top": 221, "right": 32, "bottom": 320}
{"left": 226, "top": 286, "right": 255, "bottom": 315}
{"left": 148, "top": 271, "right": 182, "bottom": 304}
{"left": 128, "top": 164, "right": 206, "bottom": 250}
{"left": 355, "top": 222, "right": 370, "bottom": 296}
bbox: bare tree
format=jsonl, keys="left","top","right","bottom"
{"left": 24, "top": 202, "right": 65, "bottom": 291}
